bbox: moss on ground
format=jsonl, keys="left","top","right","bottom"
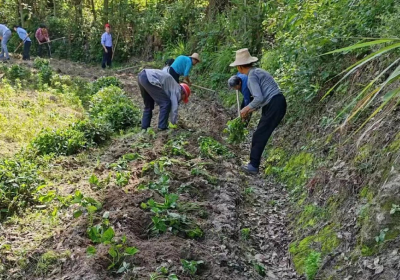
{"left": 289, "top": 224, "right": 340, "bottom": 274}
{"left": 36, "top": 250, "right": 71, "bottom": 276}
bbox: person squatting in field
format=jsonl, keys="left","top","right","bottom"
{"left": 101, "top": 23, "right": 112, "bottom": 69}
{"left": 13, "top": 25, "right": 31, "bottom": 60}
{"left": 165, "top": 53, "right": 200, "bottom": 85}
{"left": 228, "top": 73, "right": 254, "bottom": 125}
{"left": 35, "top": 24, "right": 51, "bottom": 58}
{"left": 230, "top": 48, "right": 287, "bottom": 175}
{"left": 138, "top": 69, "right": 191, "bottom": 130}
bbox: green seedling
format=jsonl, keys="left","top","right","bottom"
{"left": 375, "top": 228, "right": 389, "bottom": 244}
{"left": 190, "top": 167, "right": 218, "bottom": 185}
{"left": 181, "top": 259, "right": 204, "bottom": 276}
{"left": 244, "top": 187, "right": 254, "bottom": 195}
{"left": 390, "top": 204, "right": 400, "bottom": 214}
{"left": 149, "top": 212, "right": 203, "bottom": 238}
{"left": 108, "top": 153, "right": 141, "bottom": 171}
{"left": 89, "top": 174, "right": 100, "bottom": 188}
{"left": 71, "top": 190, "right": 102, "bottom": 226}
{"left": 164, "top": 135, "right": 193, "bottom": 158}
{"left": 224, "top": 117, "right": 248, "bottom": 144}
{"left": 116, "top": 171, "right": 130, "bottom": 187}
{"left": 142, "top": 156, "right": 181, "bottom": 175}
{"left": 139, "top": 174, "right": 170, "bottom": 196}
{"left": 198, "top": 136, "right": 233, "bottom": 159}
{"left": 149, "top": 264, "right": 179, "bottom": 279}
{"left": 253, "top": 262, "right": 266, "bottom": 276}
{"left": 241, "top": 228, "right": 251, "bottom": 240}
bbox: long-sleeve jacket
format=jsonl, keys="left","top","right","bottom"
{"left": 16, "top": 27, "right": 31, "bottom": 42}
{"left": 247, "top": 68, "right": 281, "bottom": 109}
{"left": 144, "top": 69, "right": 182, "bottom": 124}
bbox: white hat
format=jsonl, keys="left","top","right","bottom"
{"left": 189, "top": 53, "right": 201, "bottom": 62}
{"left": 229, "top": 48, "right": 258, "bottom": 67}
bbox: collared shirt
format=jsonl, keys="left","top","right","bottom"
{"left": 143, "top": 69, "right": 182, "bottom": 124}
{"left": 170, "top": 55, "right": 192, "bottom": 77}
{"left": 35, "top": 28, "right": 49, "bottom": 42}
{"left": 237, "top": 73, "right": 252, "bottom": 107}
{"left": 0, "top": 24, "right": 10, "bottom": 37}
{"left": 16, "top": 27, "right": 31, "bottom": 42}
{"left": 247, "top": 68, "right": 281, "bottom": 109}
{"left": 101, "top": 32, "right": 112, "bottom": 47}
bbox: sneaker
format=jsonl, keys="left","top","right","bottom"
{"left": 158, "top": 127, "right": 168, "bottom": 131}
{"left": 241, "top": 163, "right": 259, "bottom": 175}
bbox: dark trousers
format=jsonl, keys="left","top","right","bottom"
{"left": 168, "top": 66, "right": 180, "bottom": 83}
{"left": 250, "top": 94, "right": 287, "bottom": 168}
{"left": 38, "top": 42, "right": 51, "bottom": 58}
{"left": 23, "top": 41, "right": 31, "bottom": 60}
{"left": 102, "top": 46, "right": 112, "bottom": 69}
{"left": 138, "top": 70, "right": 171, "bottom": 130}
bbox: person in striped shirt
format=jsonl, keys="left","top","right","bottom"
{"left": 230, "top": 48, "right": 287, "bottom": 174}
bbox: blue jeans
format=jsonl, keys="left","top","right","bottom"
{"left": 138, "top": 70, "right": 171, "bottom": 130}
{"left": 0, "top": 30, "right": 11, "bottom": 59}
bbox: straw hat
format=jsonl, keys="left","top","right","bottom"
{"left": 229, "top": 48, "right": 258, "bottom": 67}
{"left": 189, "top": 53, "right": 201, "bottom": 62}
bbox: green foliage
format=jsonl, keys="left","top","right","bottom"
{"left": 29, "top": 127, "right": 87, "bottom": 156}
{"left": 253, "top": 262, "right": 266, "bottom": 277}
{"left": 164, "top": 134, "right": 193, "bottom": 158}
{"left": 5, "top": 64, "right": 31, "bottom": 82}
{"left": 0, "top": 157, "right": 44, "bottom": 218}
{"left": 71, "top": 190, "right": 102, "bottom": 226}
{"left": 375, "top": 228, "right": 389, "bottom": 244}
{"left": 91, "top": 77, "right": 122, "bottom": 95}
{"left": 198, "top": 136, "right": 233, "bottom": 159}
{"left": 241, "top": 228, "right": 251, "bottom": 240}
{"left": 38, "top": 65, "right": 53, "bottom": 86}
{"left": 181, "top": 259, "right": 204, "bottom": 276}
{"left": 89, "top": 86, "right": 140, "bottom": 131}
{"left": 305, "top": 251, "right": 321, "bottom": 280}
{"left": 116, "top": 171, "right": 130, "bottom": 187}
{"left": 390, "top": 204, "right": 400, "bottom": 215}
{"left": 33, "top": 58, "right": 50, "bottom": 69}
{"left": 35, "top": 250, "right": 71, "bottom": 276}
{"left": 72, "top": 119, "right": 113, "bottom": 145}
{"left": 224, "top": 117, "right": 248, "bottom": 144}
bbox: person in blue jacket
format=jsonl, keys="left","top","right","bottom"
{"left": 13, "top": 26, "right": 31, "bottom": 60}
{"left": 228, "top": 73, "right": 253, "bottom": 111}
{"left": 0, "top": 24, "right": 11, "bottom": 61}
{"left": 166, "top": 53, "right": 200, "bottom": 85}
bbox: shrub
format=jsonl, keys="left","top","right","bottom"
{"left": 33, "top": 58, "right": 50, "bottom": 69}
{"left": 72, "top": 119, "right": 113, "bottom": 145}
{"left": 0, "top": 157, "right": 43, "bottom": 218}
{"left": 29, "top": 127, "right": 87, "bottom": 156}
{"left": 72, "top": 77, "right": 93, "bottom": 107}
{"left": 89, "top": 86, "right": 140, "bottom": 131}
{"left": 38, "top": 65, "right": 53, "bottom": 85}
{"left": 91, "top": 76, "right": 122, "bottom": 95}
{"left": 6, "top": 64, "right": 31, "bottom": 81}
{"left": 224, "top": 117, "right": 248, "bottom": 144}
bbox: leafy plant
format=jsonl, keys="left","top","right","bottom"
{"left": 0, "top": 157, "right": 44, "bottom": 218}
{"left": 390, "top": 204, "right": 400, "bottom": 215}
{"left": 224, "top": 117, "right": 248, "bottom": 144}
{"left": 33, "top": 58, "right": 50, "bottom": 69}
{"left": 38, "top": 65, "right": 53, "bottom": 85}
{"left": 181, "top": 259, "right": 204, "bottom": 276}
{"left": 198, "top": 136, "right": 233, "bottom": 159}
{"left": 139, "top": 174, "right": 170, "bottom": 196}
{"left": 29, "top": 127, "right": 87, "bottom": 156}
{"left": 253, "top": 262, "right": 266, "bottom": 277}
{"left": 375, "top": 228, "right": 389, "bottom": 244}
{"left": 89, "top": 174, "right": 100, "bottom": 188}
{"left": 89, "top": 86, "right": 140, "bottom": 131}
{"left": 5, "top": 64, "right": 31, "bottom": 82}
{"left": 164, "top": 135, "right": 193, "bottom": 158}
{"left": 305, "top": 251, "right": 321, "bottom": 280}
{"left": 71, "top": 190, "right": 102, "bottom": 226}
{"left": 241, "top": 228, "right": 251, "bottom": 240}
{"left": 116, "top": 171, "right": 130, "bottom": 187}
{"left": 72, "top": 119, "right": 113, "bottom": 145}
{"left": 91, "top": 76, "right": 122, "bottom": 95}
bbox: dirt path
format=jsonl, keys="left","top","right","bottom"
{"left": 2, "top": 59, "right": 301, "bottom": 280}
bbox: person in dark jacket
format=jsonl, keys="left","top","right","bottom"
{"left": 230, "top": 48, "right": 287, "bottom": 175}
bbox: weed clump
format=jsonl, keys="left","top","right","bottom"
{"left": 33, "top": 58, "right": 50, "bottom": 69}
{"left": 305, "top": 251, "right": 321, "bottom": 280}
{"left": 5, "top": 64, "right": 31, "bottom": 82}
{"left": 91, "top": 76, "right": 122, "bottom": 94}
{"left": 224, "top": 117, "right": 248, "bottom": 144}
{"left": 89, "top": 86, "right": 140, "bottom": 131}
{"left": 198, "top": 136, "right": 233, "bottom": 159}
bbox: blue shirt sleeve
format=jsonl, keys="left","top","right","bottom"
{"left": 101, "top": 33, "right": 105, "bottom": 45}
{"left": 183, "top": 57, "right": 192, "bottom": 77}
{"left": 238, "top": 74, "right": 251, "bottom": 106}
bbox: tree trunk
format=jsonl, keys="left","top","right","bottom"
{"left": 104, "top": 0, "right": 109, "bottom": 22}
{"left": 18, "top": 0, "right": 24, "bottom": 27}
{"left": 90, "top": 0, "right": 97, "bottom": 22}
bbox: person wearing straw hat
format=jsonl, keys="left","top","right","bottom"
{"left": 137, "top": 68, "right": 191, "bottom": 131}
{"left": 166, "top": 53, "right": 200, "bottom": 85}
{"left": 230, "top": 48, "right": 287, "bottom": 174}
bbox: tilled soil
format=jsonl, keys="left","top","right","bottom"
{"left": 1, "top": 59, "right": 301, "bottom": 280}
